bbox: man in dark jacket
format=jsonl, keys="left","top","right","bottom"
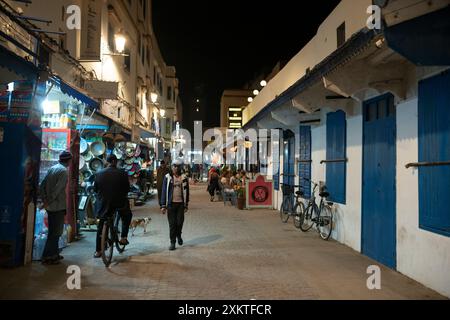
{"left": 93, "top": 154, "right": 132, "bottom": 258}
{"left": 160, "top": 161, "right": 190, "bottom": 251}
{"left": 156, "top": 160, "right": 170, "bottom": 206}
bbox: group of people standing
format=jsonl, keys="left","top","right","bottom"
{"left": 39, "top": 152, "right": 191, "bottom": 265}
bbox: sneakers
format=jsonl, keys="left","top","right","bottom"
{"left": 169, "top": 243, "right": 176, "bottom": 251}
{"left": 119, "top": 238, "right": 129, "bottom": 246}
{"left": 178, "top": 237, "right": 183, "bottom": 246}
{"left": 93, "top": 252, "right": 102, "bottom": 258}
{"left": 210, "top": 196, "right": 214, "bottom": 202}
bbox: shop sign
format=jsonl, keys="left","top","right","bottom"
{"left": 246, "top": 175, "right": 274, "bottom": 209}
{"left": 84, "top": 81, "right": 118, "bottom": 99}
{"left": 79, "top": 0, "right": 102, "bottom": 61}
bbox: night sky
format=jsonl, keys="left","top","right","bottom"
{"left": 152, "top": 1, "right": 341, "bottom": 133}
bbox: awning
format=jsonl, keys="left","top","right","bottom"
{"left": 0, "top": 45, "right": 39, "bottom": 82}
{"left": 243, "top": 28, "right": 379, "bottom": 130}
{"left": 139, "top": 126, "right": 156, "bottom": 139}
{"left": 51, "top": 76, "right": 99, "bottom": 109}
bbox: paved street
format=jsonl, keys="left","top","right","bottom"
{"left": 0, "top": 183, "right": 445, "bottom": 300}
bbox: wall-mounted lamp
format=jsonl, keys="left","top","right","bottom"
{"left": 151, "top": 92, "right": 158, "bottom": 104}
{"left": 160, "top": 109, "right": 166, "bottom": 118}
{"left": 114, "top": 32, "right": 126, "bottom": 54}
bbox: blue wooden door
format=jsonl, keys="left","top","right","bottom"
{"left": 283, "top": 133, "right": 295, "bottom": 187}
{"left": 418, "top": 71, "right": 450, "bottom": 237}
{"left": 362, "top": 93, "right": 397, "bottom": 269}
{"left": 299, "top": 126, "right": 312, "bottom": 198}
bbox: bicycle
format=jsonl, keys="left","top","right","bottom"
{"left": 298, "top": 178, "right": 334, "bottom": 240}
{"left": 279, "top": 183, "right": 305, "bottom": 229}
{"left": 101, "top": 209, "right": 128, "bottom": 267}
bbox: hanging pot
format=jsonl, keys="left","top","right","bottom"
{"left": 82, "top": 170, "right": 93, "bottom": 180}
{"left": 113, "top": 148, "right": 124, "bottom": 160}
{"left": 79, "top": 157, "right": 86, "bottom": 171}
{"left": 91, "top": 141, "right": 106, "bottom": 157}
{"left": 83, "top": 152, "right": 94, "bottom": 162}
{"left": 89, "top": 158, "right": 104, "bottom": 172}
{"left": 80, "top": 138, "right": 88, "bottom": 154}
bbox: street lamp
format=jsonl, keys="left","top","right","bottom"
{"left": 114, "top": 32, "right": 126, "bottom": 54}
{"left": 150, "top": 93, "right": 158, "bottom": 104}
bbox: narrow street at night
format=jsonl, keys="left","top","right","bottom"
{"left": 0, "top": 184, "right": 444, "bottom": 300}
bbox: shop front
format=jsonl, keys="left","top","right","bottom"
{"left": 32, "top": 76, "right": 100, "bottom": 261}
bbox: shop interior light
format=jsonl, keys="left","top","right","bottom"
{"left": 260, "top": 80, "right": 267, "bottom": 87}
{"left": 150, "top": 92, "right": 158, "bottom": 104}
{"left": 114, "top": 32, "right": 126, "bottom": 54}
{"left": 253, "top": 89, "right": 259, "bottom": 96}
{"left": 42, "top": 99, "right": 60, "bottom": 114}
{"left": 247, "top": 97, "right": 253, "bottom": 103}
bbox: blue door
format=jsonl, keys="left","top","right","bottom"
{"left": 283, "top": 130, "right": 295, "bottom": 188}
{"left": 362, "top": 93, "right": 397, "bottom": 269}
{"left": 299, "top": 126, "right": 312, "bottom": 198}
{"left": 418, "top": 71, "right": 450, "bottom": 237}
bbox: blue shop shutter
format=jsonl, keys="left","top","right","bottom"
{"left": 326, "top": 110, "right": 347, "bottom": 204}
{"left": 418, "top": 71, "right": 450, "bottom": 236}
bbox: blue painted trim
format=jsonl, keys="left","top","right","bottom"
{"left": 51, "top": 76, "right": 99, "bottom": 109}
{"left": 419, "top": 225, "right": 450, "bottom": 238}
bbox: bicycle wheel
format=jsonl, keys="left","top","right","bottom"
{"left": 114, "top": 215, "right": 126, "bottom": 253}
{"left": 293, "top": 202, "right": 305, "bottom": 229}
{"left": 280, "top": 199, "right": 290, "bottom": 223}
{"left": 300, "top": 204, "right": 315, "bottom": 232}
{"left": 318, "top": 205, "right": 333, "bottom": 241}
{"left": 101, "top": 221, "right": 114, "bottom": 267}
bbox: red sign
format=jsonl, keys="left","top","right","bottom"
{"left": 246, "top": 175, "right": 273, "bottom": 209}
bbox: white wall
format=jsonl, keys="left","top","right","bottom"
{"left": 396, "top": 98, "right": 450, "bottom": 298}
{"left": 243, "top": 0, "right": 372, "bottom": 124}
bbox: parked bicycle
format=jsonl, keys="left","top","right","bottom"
{"left": 101, "top": 209, "right": 128, "bottom": 267}
{"left": 298, "top": 178, "right": 334, "bottom": 240}
{"left": 280, "top": 183, "right": 305, "bottom": 229}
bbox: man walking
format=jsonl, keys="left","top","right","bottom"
{"left": 156, "top": 160, "right": 170, "bottom": 206}
{"left": 93, "top": 155, "right": 132, "bottom": 258}
{"left": 160, "top": 161, "right": 190, "bottom": 251}
{"left": 39, "top": 151, "right": 72, "bottom": 265}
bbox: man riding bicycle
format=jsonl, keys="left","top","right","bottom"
{"left": 93, "top": 154, "right": 133, "bottom": 258}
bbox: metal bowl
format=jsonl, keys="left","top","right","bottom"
{"left": 79, "top": 157, "right": 86, "bottom": 171}
{"left": 82, "top": 170, "right": 93, "bottom": 180}
{"left": 113, "top": 148, "right": 124, "bottom": 160}
{"left": 90, "top": 141, "right": 106, "bottom": 157}
{"left": 89, "top": 158, "right": 104, "bottom": 172}
{"left": 83, "top": 152, "right": 94, "bottom": 162}
{"left": 80, "top": 138, "right": 88, "bottom": 154}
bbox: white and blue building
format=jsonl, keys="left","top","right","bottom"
{"left": 241, "top": 0, "right": 450, "bottom": 297}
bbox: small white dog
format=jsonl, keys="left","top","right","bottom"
{"left": 130, "top": 217, "right": 151, "bottom": 236}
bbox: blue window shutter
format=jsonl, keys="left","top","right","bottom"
{"left": 326, "top": 110, "right": 347, "bottom": 204}
{"left": 418, "top": 71, "right": 450, "bottom": 236}
{"left": 299, "top": 126, "right": 312, "bottom": 198}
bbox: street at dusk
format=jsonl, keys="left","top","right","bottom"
{"left": 0, "top": 0, "right": 449, "bottom": 311}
